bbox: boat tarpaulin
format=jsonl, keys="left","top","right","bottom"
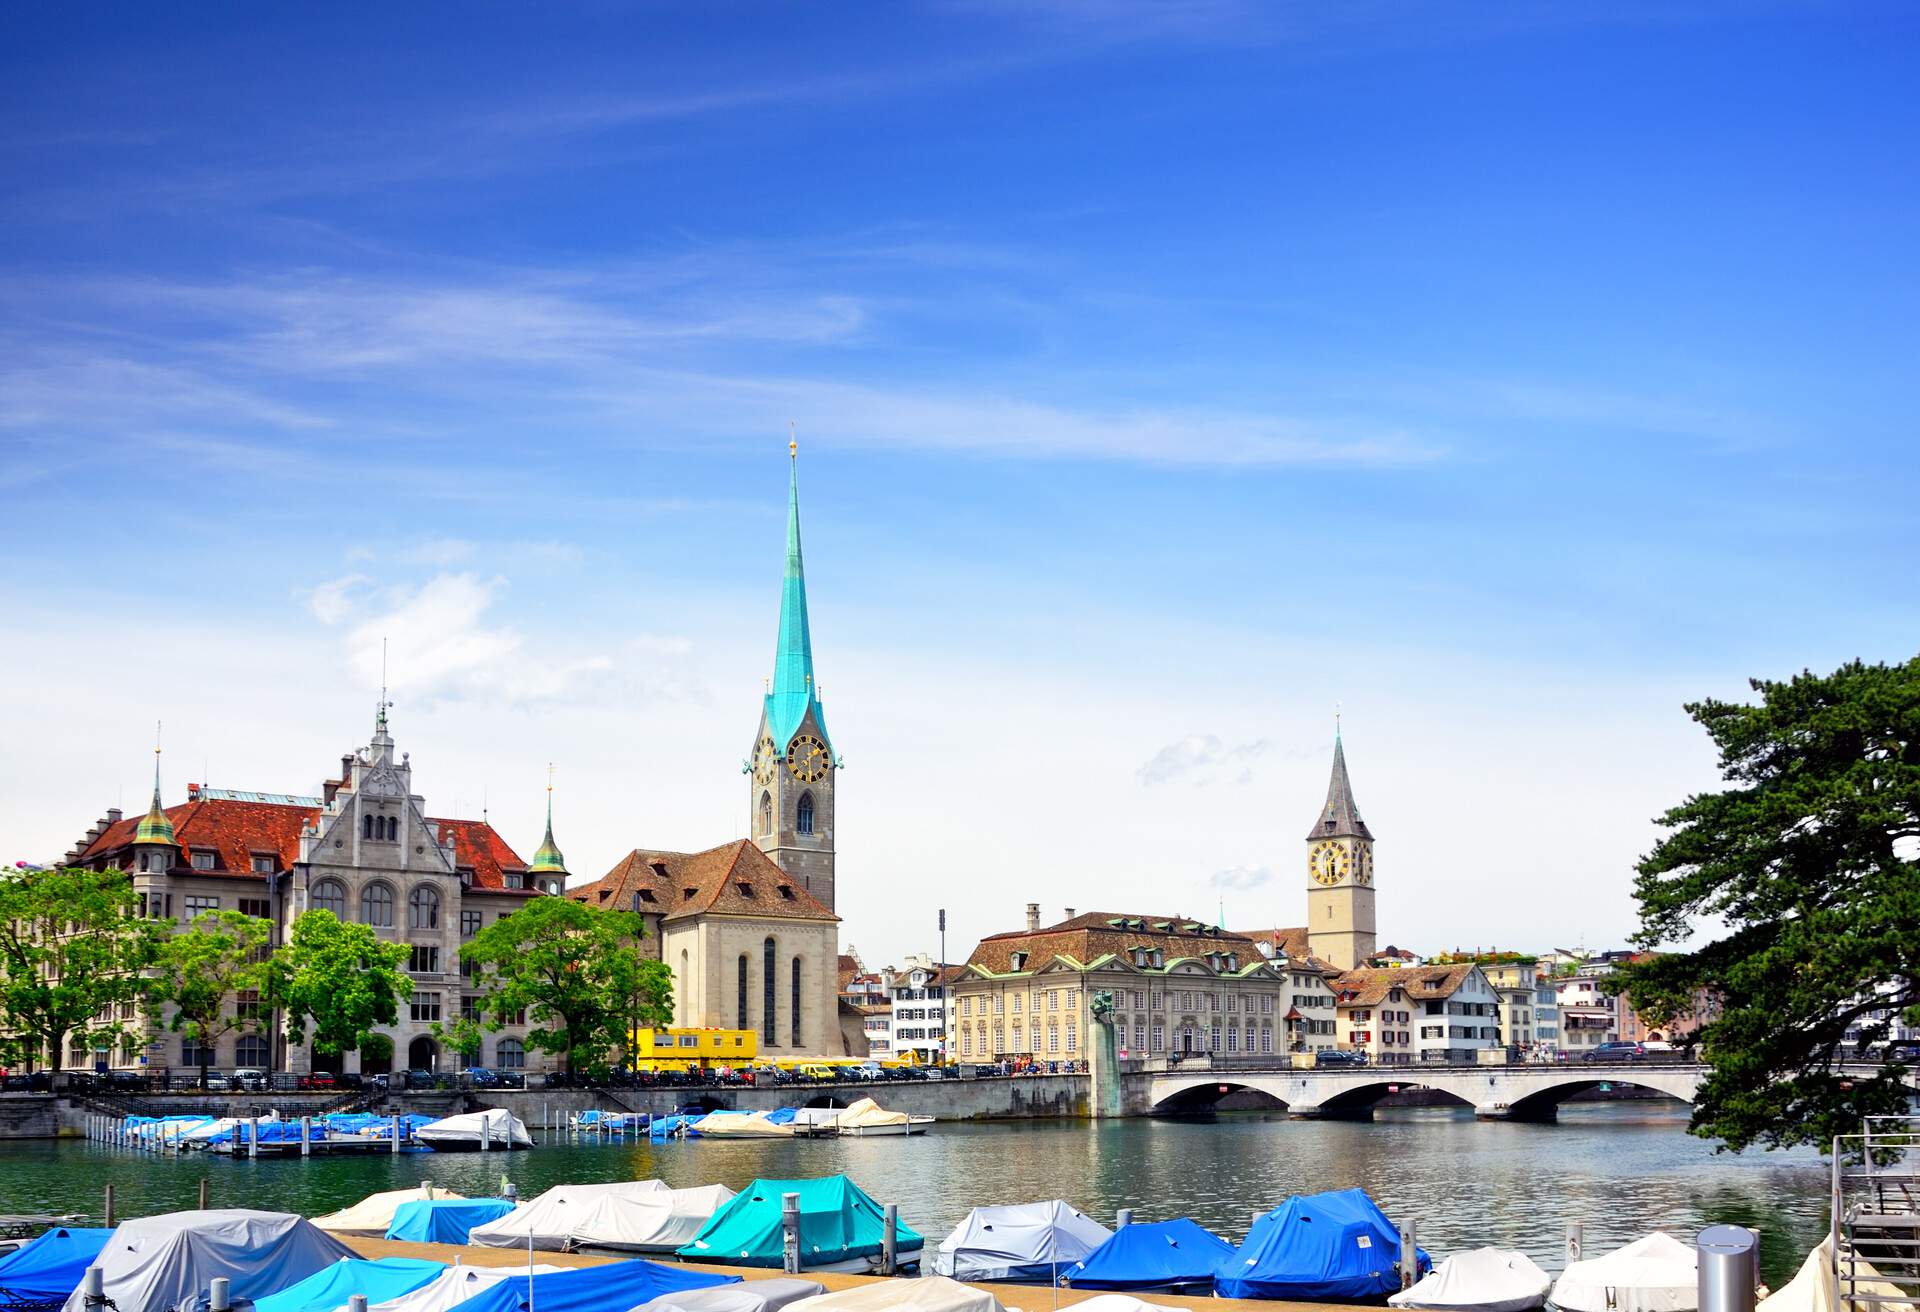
{"left": 933, "top": 1201, "right": 1112, "bottom": 1282}
{"left": 253, "top": 1259, "right": 446, "bottom": 1312}
{"left": 384, "top": 1200, "right": 517, "bottom": 1245}
{"left": 468, "top": 1181, "right": 669, "bottom": 1250}
{"left": 366, "top": 1267, "right": 569, "bottom": 1312}
{"left": 630, "top": 1278, "right": 826, "bottom": 1312}
{"left": 1065, "top": 1219, "right": 1234, "bottom": 1293}
{"left": 1551, "top": 1233, "right": 1699, "bottom": 1312}
{"left": 1389, "top": 1248, "right": 1551, "bottom": 1312}
{"left": 0, "top": 1227, "right": 112, "bottom": 1307}
{"left": 315, "top": 1189, "right": 468, "bottom": 1238}
{"left": 1215, "top": 1187, "right": 1429, "bottom": 1302}
{"left": 678, "top": 1178, "right": 923, "bottom": 1271}
{"left": 441, "top": 1259, "right": 736, "bottom": 1312}
{"left": 831, "top": 1101, "right": 910, "bottom": 1133}
{"left": 59, "top": 1210, "right": 358, "bottom": 1312}
{"left": 1050, "top": 1298, "right": 1185, "bottom": 1312}
{"left": 1758, "top": 1239, "right": 1903, "bottom": 1312}
{"left": 688, "top": 1113, "right": 791, "bottom": 1139}
{"left": 569, "top": 1186, "right": 737, "bottom": 1253}
{"left": 782, "top": 1276, "right": 1008, "bottom": 1312}
{"left": 415, "top": 1109, "right": 532, "bottom": 1150}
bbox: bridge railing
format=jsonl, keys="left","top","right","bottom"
{"left": 1832, "top": 1116, "right": 1920, "bottom": 1309}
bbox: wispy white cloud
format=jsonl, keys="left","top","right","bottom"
{"left": 1210, "top": 863, "right": 1278, "bottom": 891}
{"left": 1136, "top": 734, "right": 1274, "bottom": 786}
{"left": 306, "top": 573, "right": 371, "bottom": 625}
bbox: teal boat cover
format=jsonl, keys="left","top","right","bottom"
{"left": 1214, "top": 1188, "right": 1430, "bottom": 1302}
{"left": 384, "top": 1200, "right": 515, "bottom": 1245}
{"left": 1064, "top": 1218, "right": 1235, "bottom": 1292}
{"left": 253, "top": 1259, "right": 444, "bottom": 1312}
{"left": 0, "top": 1227, "right": 113, "bottom": 1309}
{"left": 441, "top": 1259, "right": 735, "bottom": 1312}
{"left": 678, "top": 1178, "right": 923, "bottom": 1269}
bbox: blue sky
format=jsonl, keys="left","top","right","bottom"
{"left": 3, "top": 1, "right": 1916, "bottom": 965}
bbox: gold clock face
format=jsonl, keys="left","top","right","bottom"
{"left": 1355, "top": 846, "right": 1374, "bottom": 886}
{"left": 787, "top": 734, "right": 829, "bottom": 783}
{"left": 1310, "top": 840, "right": 1348, "bottom": 886}
{"left": 752, "top": 736, "right": 777, "bottom": 786}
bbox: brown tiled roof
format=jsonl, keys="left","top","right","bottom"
{"left": 572, "top": 839, "right": 836, "bottom": 923}
{"left": 1234, "top": 926, "right": 1310, "bottom": 959}
{"left": 75, "top": 797, "right": 534, "bottom": 893}
{"left": 837, "top": 954, "right": 860, "bottom": 991}
{"left": 966, "top": 910, "right": 1258, "bottom": 975}
{"left": 1333, "top": 963, "right": 1477, "bottom": 1006}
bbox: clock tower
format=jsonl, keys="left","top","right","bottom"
{"left": 1305, "top": 730, "right": 1376, "bottom": 970}
{"left": 746, "top": 441, "right": 839, "bottom": 911}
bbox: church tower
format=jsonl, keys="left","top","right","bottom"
{"left": 745, "top": 440, "right": 839, "bottom": 910}
{"left": 1305, "top": 728, "right": 1376, "bottom": 970}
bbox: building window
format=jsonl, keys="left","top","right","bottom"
{"left": 409, "top": 945, "right": 440, "bottom": 974}
{"left": 181, "top": 1038, "right": 215, "bottom": 1067}
{"left": 408, "top": 885, "right": 440, "bottom": 930}
{"left": 737, "top": 954, "right": 750, "bottom": 1029}
{"left": 461, "top": 995, "right": 480, "bottom": 1022}
{"left": 797, "top": 792, "right": 815, "bottom": 835}
{"left": 250, "top": 856, "right": 275, "bottom": 874}
{"left": 410, "top": 992, "right": 441, "bottom": 1022}
{"left": 235, "top": 990, "right": 265, "bottom": 1022}
{"left": 461, "top": 910, "right": 482, "bottom": 939}
{"left": 185, "top": 894, "right": 219, "bottom": 918}
{"left": 234, "top": 1034, "right": 269, "bottom": 1066}
{"left": 1226, "top": 1026, "right": 1238, "bottom": 1052}
{"left": 361, "top": 883, "right": 395, "bottom": 926}
{"left": 313, "top": 880, "right": 347, "bottom": 918}
{"left": 792, "top": 957, "right": 803, "bottom": 1046}
{"left": 758, "top": 791, "right": 773, "bottom": 835}
{"left": 762, "top": 937, "right": 777, "bottom": 1044}
{"left": 192, "top": 851, "right": 216, "bottom": 871}
{"left": 496, "top": 1038, "right": 526, "bottom": 1069}
{"left": 1210, "top": 1023, "right": 1221, "bottom": 1051}
{"left": 238, "top": 898, "right": 269, "bottom": 919}
{"left": 1065, "top": 1024, "right": 1076, "bottom": 1052}
{"left": 363, "top": 814, "right": 375, "bottom": 840}
{"left": 1150, "top": 1024, "right": 1164, "bottom": 1052}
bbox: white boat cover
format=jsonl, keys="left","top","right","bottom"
{"left": 632, "top": 1278, "right": 827, "bottom": 1312}
{"left": 788, "top": 1109, "right": 842, "bottom": 1127}
{"left": 932, "top": 1201, "right": 1113, "bottom": 1281}
{"left": 468, "top": 1181, "right": 669, "bottom": 1250}
{"left": 416, "top": 1109, "right": 532, "bottom": 1149}
{"left": 784, "top": 1276, "right": 1008, "bottom": 1312}
{"left": 1551, "top": 1233, "right": 1699, "bottom": 1312}
{"left": 60, "top": 1210, "right": 358, "bottom": 1312}
{"left": 314, "top": 1187, "right": 467, "bottom": 1237}
{"left": 1389, "top": 1247, "right": 1552, "bottom": 1312}
{"left": 1053, "top": 1298, "right": 1185, "bottom": 1312}
{"left": 365, "top": 1264, "right": 570, "bottom": 1312}
{"left": 180, "top": 1116, "right": 278, "bottom": 1145}
{"left": 569, "top": 1186, "right": 738, "bottom": 1253}
{"left": 691, "top": 1112, "right": 793, "bottom": 1138}
{"left": 833, "top": 1100, "right": 912, "bottom": 1133}
{"left": 1757, "top": 1239, "right": 1903, "bottom": 1312}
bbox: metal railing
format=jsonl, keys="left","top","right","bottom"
{"left": 1832, "top": 1116, "right": 1920, "bottom": 1310}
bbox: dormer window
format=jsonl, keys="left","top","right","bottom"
{"left": 649, "top": 861, "right": 669, "bottom": 877}
{"left": 637, "top": 888, "right": 657, "bottom": 904}
{"left": 777, "top": 885, "right": 795, "bottom": 901}
{"left": 192, "top": 851, "right": 216, "bottom": 871}
{"left": 503, "top": 873, "right": 524, "bottom": 890}
{"left": 250, "top": 855, "right": 275, "bottom": 873}
{"left": 736, "top": 881, "right": 756, "bottom": 898}
{"left": 1010, "top": 951, "right": 1028, "bottom": 971}
{"left": 682, "top": 887, "right": 698, "bottom": 901}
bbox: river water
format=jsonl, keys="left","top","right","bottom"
{"left": 0, "top": 1103, "right": 1828, "bottom": 1287}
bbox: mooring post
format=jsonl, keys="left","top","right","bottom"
{"left": 882, "top": 1204, "right": 899, "bottom": 1276}
{"left": 480, "top": 1114, "right": 490, "bottom": 1153}
{"left": 82, "top": 1268, "right": 105, "bottom": 1312}
{"left": 781, "top": 1192, "right": 802, "bottom": 1275}
{"left": 301, "top": 1115, "right": 312, "bottom": 1158}
{"left": 1399, "top": 1222, "right": 1419, "bottom": 1289}
{"left": 1697, "top": 1225, "right": 1758, "bottom": 1312}
{"left": 103, "top": 1184, "right": 114, "bottom": 1228}
{"left": 210, "top": 1277, "right": 230, "bottom": 1312}
{"left": 199, "top": 1177, "right": 209, "bottom": 1210}
{"left": 391, "top": 1114, "right": 401, "bottom": 1155}
{"left": 350, "top": 1296, "right": 368, "bottom": 1312}
{"left": 1566, "top": 1222, "right": 1584, "bottom": 1266}
{"left": 1116, "top": 1208, "right": 1133, "bottom": 1229}
{"left": 248, "top": 1116, "right": 259, "bottom": 1160}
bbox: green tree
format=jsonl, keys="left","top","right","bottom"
{"left": 0, "top": 868, "right": 165, "bottom": 1083}
{"left": 148, "top": 910, "right": 274, "bottom": 1087}
{"left": 1614, "top": 655, "right": 1920, "bottom": 1152}
{"left": 432, "top": 1015, "right": 486, "bottom": 1065}
{"left": 603, "top": 952, "right": 675, "bottom": 1070}
{"left": 459, "top": 896, "right": 651, "bottom": 1076}
{"left": 271, "top": 909, "right": 410, "bottom": 1062}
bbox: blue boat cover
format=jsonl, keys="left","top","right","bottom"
{"left": 762, "top": 1108, "right": 799, "bottom": 1125}
{"left": 0, "top": 1228, "right": 113, "bottom": 1304}
{"left": 384, "top": 1200, "right": 516, "bottom": 1245}
{"left": 252, "top": 1259, "right": 444, "bottom": 1312}
{"left": 1065, "top": 1219, "right": 1235, "bottom": 1291}
{"left": 1214, "top": 1188, "right": 1431, "bottom": 1301}
{"left": 442, "top": 1259, "right": 736, "bottom": 1312}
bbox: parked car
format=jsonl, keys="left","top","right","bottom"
{"left": 232, "top": 1068, "right": 269, "bottom": 1091}
{"left": 1582, "top": 1041, "right": 1648, "bottom": 1062}
{"left": 202, "top": 1072, "right": 234, "bottom": 1091}
{"left": 333, "top": 1072, "right": 364, "bottom": 1090}
{"left": 464, "top": 1066, "right": 500, "bottom": 1087}
{"left": 1, "top": 1072, "right": 52, "bottom": 1092}
{"left": 369, "top": 1073, "right": 390, "bottom": 1091}
{"left": 101, "top": 1070, "right": 149, "bottom": 1091}
{"left": 1315, "top": 1049, "right": 1368, "bottom": 1067}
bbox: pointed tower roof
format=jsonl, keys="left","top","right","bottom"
{"left": 762, "top": 439, "right": 834, "bottom": 757}
{"left": 529, "top": 766, "right": 566, "bottom": 876}
{"left": 133, "top": 741, "right": 176, "bottom": 847}
{"left": 1305, "top": 730, "right": 1373, "bottom": 841}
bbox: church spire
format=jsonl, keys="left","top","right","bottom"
{"left": 1306, "top": 723, "right": 1372, "bottom": 841}
{"left": 133, "top": 725, "right": 176, "bottom": 847}
{"left": 529, "top": 763, "right": 566, "bottom": 877}
{"left": 764, "top": 434, "right": 833, "bottom": 756}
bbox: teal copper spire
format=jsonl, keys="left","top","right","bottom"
{"left": 764, "top": 438, "right": 833, "bottom": 757}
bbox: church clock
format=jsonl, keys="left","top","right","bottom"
{"left": 752, "top": 736, "right": 777, "bottom": 786}
{"left": 786, "top": 734, "right": 830, "bottom": 783}
{"left": 1309, "top": 839, "right": 1348, "bottom": 886}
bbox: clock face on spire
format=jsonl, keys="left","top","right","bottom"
{"left": 1355, "top": 845, "right": 1374, "bottom": 886}
{"left": 752, "top": 736, "right": 777, "bottom": 786}
{"left": 1309, "top": 840, "right": 1348, "bottom": 886}
{"left": 787, "top": 734, "right": 829, "bottom": 783}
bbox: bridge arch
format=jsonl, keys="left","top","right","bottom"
{"left": 1149, "top": 1080, "right": 1289, "bottom": 1116}
{"left": 1315, "top": 1079, "right": 1473, "bottom": 1119}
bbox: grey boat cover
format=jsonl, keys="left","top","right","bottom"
{"left": 61, "top": 1210, "right": 358, "bottom": 1312}
{"left": 933, "top": 1201, "right": 1113, "bottom": 1281}
{"left": 632, "top": 1279, "right": 828, "bottom": 1312}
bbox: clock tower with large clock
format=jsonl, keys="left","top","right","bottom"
{"left": 745, "top": 442, "right": 839, "bottom": 911}
{"left": 1305, "top": 730, "right": 1376, "bottom": 970}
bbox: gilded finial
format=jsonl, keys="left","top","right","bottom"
{"left": 789, "top": 419, "right": 797, "bottom": 459}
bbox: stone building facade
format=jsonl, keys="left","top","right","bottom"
{"left": 1332, "top": 963, "right": 1501, "bottom": 1064}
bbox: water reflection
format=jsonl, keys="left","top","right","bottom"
{"left": 0, "top": 1102, "right": 1827, "bottom": 1286}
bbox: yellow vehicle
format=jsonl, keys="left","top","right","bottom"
{"left": 797, "top": 1063, "right": 837, "bottom": 1081}
{"left": 629, "top": 1027, "right": 757, "bottom": 1072}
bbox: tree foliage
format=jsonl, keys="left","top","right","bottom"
{"left": 271, "top": 909, "right": 410, "bottom": 1056}
{"left": 459, "top": 895, "right": 654, "bottom": 1074}
{"left": 148, "top": 909, "right": 274, "bottom": 1084}
{"left": 1614, "top": 656, "right": 1920, "bottom": 1152}
{"left": 603, "top": 951, "right": 675, "bottom": 1069}
{"left": 0, "top": 868, "right": 165, "bottom": 1077}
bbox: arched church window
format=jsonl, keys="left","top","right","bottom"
{"left": 361, "top": 882, "right": 394, "bottom": 927}
{"left": 796, "top": 793, "right": 815, "bottom": 835}
{"left": 362, "top": 814, "right": 375, "bottom": 840}
{"left": 737, "top": 954, "right": 750, "bottom": 1029}
{"left": 313, "top": 879, "right": 347, "bottom": 918}
{"left": 385, "top": 816, "right": 399, "bottom": 841}
{"left": 791, "top": 956, "right": 803, "bottom": 1046}
{"left": 758, "top": 791, "right": 773, "bottom": 835}
{"left": 762, "top": 937, "right": 777, "bottom": 1045}
{"left": 408, "top": 885, "right": 440, "bottom": 930}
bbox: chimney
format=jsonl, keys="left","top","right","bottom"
{"left": 322, "top": 778, "right": 340, "bottom": 805}
{"left": 106, "top": 807, "right": 123, "bottom": 825}
{"left": 1064, "top": 907, "right": 1076, "bottom": 921}
{"left": 1025, "top": 903, "right": 1040, "bottom": 932}
{"left": 342, "top": 753, "right": 355, "bottom": 784}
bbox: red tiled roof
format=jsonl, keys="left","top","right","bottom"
{"left": 430, "top": 817, "right": 535, "bottom": 894}
{"left": 571, "top": 839, "right": 837, "bottom": 923}
{"left": 967, "top": 910, "right": 1259, "bottom": 974}
{"left": 1233, "top": 926, "right": 1312, "bottom": 959}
